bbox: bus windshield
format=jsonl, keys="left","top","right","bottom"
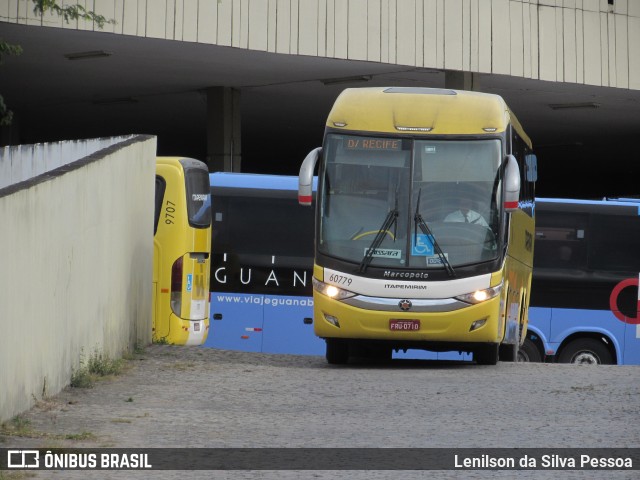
{"left": 184, "top": 166, "right": 212, "bottom": 228}
{"left": 319, "top": 134, "right": 502, "bottom": 269}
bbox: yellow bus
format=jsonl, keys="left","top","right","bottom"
{"left": 298, "top": 87, "right": 537, "bottom": 364}
{"left": 154, "top": 157, "right": 212, "bottom": 345}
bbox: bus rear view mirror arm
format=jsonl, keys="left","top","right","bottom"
{"left": 299, "top": 147, "right": 321, "bottom": 206}
{"left": 504, "top": 154, "right": 521, "bottom": 212}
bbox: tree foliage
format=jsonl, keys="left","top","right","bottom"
{"left": 33, "top": 0, "right": 115, "bottom": 29}
{"left": 1, "top": 1, "right": 115, "bottom": 126}
{"left": 0, "top": 43, "right": 23, "bottom": 126}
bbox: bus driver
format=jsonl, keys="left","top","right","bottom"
{"left": 444, "top": 197, "right": 489, "bottom": 227}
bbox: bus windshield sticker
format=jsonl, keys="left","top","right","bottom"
{"left": 426, "top": 254, "right": 449, "bottom": 266}
{"left": 363, "top": 248, "right": 402, "bottom": 259}
{"left": 424, "top": 146, "right": 437, "bottom": 154}
{"left": 412, "top": 234, "right": 434, "bottom": 256}
{"left": 344, "top": 137, "right": 402, "bottom": 151}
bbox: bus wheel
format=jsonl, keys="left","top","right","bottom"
{"left": 557, "top": 339, "right": 614, "bottom": 365}
{"left": 517, "top": 338, "right": 542, "bottom": 363}
{"left": 326, "top": 339, "right": 349, "bottom": 365}
{"left": 474, "top": 344, "right": 499, "bottom": 365}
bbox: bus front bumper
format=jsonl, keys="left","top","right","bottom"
{"left": 313, "top": 293, "right": 504, "bottom": 345}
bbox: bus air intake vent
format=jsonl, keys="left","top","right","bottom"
{"left": 383, "top": 87, "right": 457, "bottom": 95}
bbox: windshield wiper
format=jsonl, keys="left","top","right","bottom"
{"left": 414, "top": 189, "right": 456, "bottom": 278}
{"left": 358, "top": 188, "right": 399, "bottom": 273}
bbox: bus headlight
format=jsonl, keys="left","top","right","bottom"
{"left": 456, "top": 283, "right": 503, "bottom": 305}
{"left": 312, "top": 277, "right": 356, "bottom": 300}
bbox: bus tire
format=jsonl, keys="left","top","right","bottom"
{"left": 474, "top": 344, "right": 499, "bottom": 365}
{"left": 517, "top": 338, "right": 542, "bottom": 363}
{"left": 326, "top": 339, "right": 349, "bottom": 365}
{"left": 557, "top": 338, "right": 614, "bottom": 365}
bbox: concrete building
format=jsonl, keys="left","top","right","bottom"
{"left": 1, "top": 0, "right": 640, "bottom": 196}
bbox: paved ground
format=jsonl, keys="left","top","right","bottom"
{"left": 1, "top": 344, "right": 639, "bottom": 479}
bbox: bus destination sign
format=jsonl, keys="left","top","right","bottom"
{"left": 344, "top": 137, "right": 402, "bottom": 151}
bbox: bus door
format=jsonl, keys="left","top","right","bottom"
{"left": 206, "top": 287, "right": 265, "bottom": 352}
{"left": 261, "top": 294, "right": 323, "bottom": 355}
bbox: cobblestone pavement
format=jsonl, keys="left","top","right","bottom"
{"left": 2, "top": 344, "right": 639, "bottom": 479}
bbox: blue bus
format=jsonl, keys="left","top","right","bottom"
{"left": 204, "top": 173, "right": 324, "bottom": 355}
{"left": 205, "top": 173, "right": 640, "bottom": 365}
{"left": 524, "top": 198, "right": 640, "bottom": 365}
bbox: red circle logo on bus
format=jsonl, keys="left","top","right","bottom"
{"left": 609, "top": 276, "right": 640, "bottom": 325}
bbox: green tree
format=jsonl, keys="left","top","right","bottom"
{"left": 33, "top": 0, "right": 115, "bottom": 29}
{"left": 0, "top": 0, "right": 115, "bottom": 126}
{"left": 0, "top": 42, "right": 23, "bottom": 126}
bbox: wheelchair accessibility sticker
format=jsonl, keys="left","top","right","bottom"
{"left": 412, "top": 234, "right": 434, "bottom": 256}
{"left": 186, "top": 274, "right": 193, "bottom": 292}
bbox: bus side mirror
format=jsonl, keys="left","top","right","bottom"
{"left": 504, "top": 154, "right": 521, "bottom": 212}
{"left": 299, "top": 147, "right": 321, "bottom": 206}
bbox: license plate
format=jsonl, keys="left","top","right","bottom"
{"left": 193, "top": 322, "right": 201, "bottom": 332}
{"left": 389, "top": 320, "right": 420, "bottom": 331}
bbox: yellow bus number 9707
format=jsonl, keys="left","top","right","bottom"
{"left": 164, "top": 200, "right": 176, "bottom": 225}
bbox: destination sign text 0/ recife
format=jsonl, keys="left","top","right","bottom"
{"left": 345, "top": 138, "right": 402, "bottom": 151}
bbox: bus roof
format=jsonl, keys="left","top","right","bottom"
{"left": 210, "top": 172, "right": 317, "bottom": 191}
{"left": 537, "top": 197, "right": 640, "bottom": 207}
{"left": 536, "top": 197, "right": 640, "bottom": 215}
{"left": 326, "top": 87, "right": 531, "bottom": 148}
{"left": 156, "top": 156, "right": 208, "bottom": 171}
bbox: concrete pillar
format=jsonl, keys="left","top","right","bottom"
{"left": 444, "top": 71, "right": 480, "bottom": 91}
{"left": 206, "top": 87, "right": 241, "bottom": 172}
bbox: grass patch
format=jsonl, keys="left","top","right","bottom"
{"left": 0, "top": 415, "right": 94, "bottom": 443}
{"left": 87, "top": 352, "right": 123, "bottom": 376}
{"left": 0, "top": 416, "right": 31, "bottom": 436}
{"left": 123, "top": 342, "right": 147, "bottom": 360}
{"left": 70, "top": 350, "right": 124, "bottom": 389}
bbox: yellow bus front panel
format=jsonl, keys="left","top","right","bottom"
{"left": 313, "top": 289, "right": 504, "bottom": 345}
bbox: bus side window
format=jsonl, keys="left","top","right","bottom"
{"left": 154, "top": 176, "right": 167, "bottom": 235}
{"left": 534, "top": 212, "right": 587, "bottom": 271}
{"left": 589, "top": 213, "right": 640, "bottom": 273}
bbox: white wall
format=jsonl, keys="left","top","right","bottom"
{"left": 0, "top": 135, "right": 156, "bottom": 422}
{"left": 0, "top": 135, "right": 138, "bottom": 190}
{"left": 1, "top": 0, "right": 638, "bottom": 90}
